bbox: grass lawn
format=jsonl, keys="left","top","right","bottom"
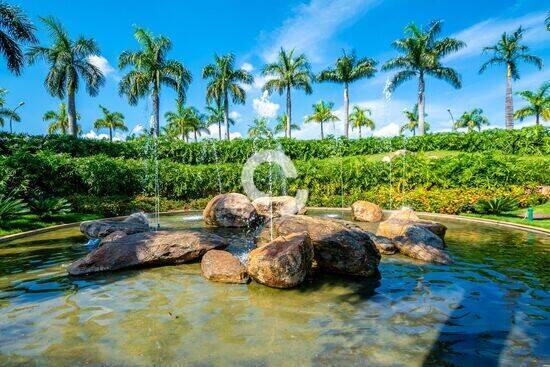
{"left": 463, "top": 201, "right": 550, "bottom": 231}
{"left": 0, "top": 213, "right": 102, "bottom": 237}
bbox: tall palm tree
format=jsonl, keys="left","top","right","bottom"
{"left": 0, "top": 88, "right": 20, "bottom": 130}
{"left": 480, "top": 27, "right": 543, "bottom": 129}
{"left": 305, "top": 101, "right": 339, "bottom": 139}
{"left": 514, "top": 82, "right": 549, "bottom": 126}
{"left": 317, "top": 50, "right": 377, "bottom": 137}
{"left": 164, "top": 101, "right": 201, "bottom": 142}
{"left": 205, "top": 101, "right": 234, "bottom": 140}
{"left": 400, "top": 104, "right": 429, "bottom": 136}
{"left": 248, "top": 117, "right": 273, "bottom": 139}
{"left": 274, "top": 114, "right": 300, "bottom": 136}
{"left": 383, "top": 20, "right": 465, "bottom": 136}
{"left": 94, "top": 105, "right": 127, "bottom": 141}
{"left": 454, "top": 108, "right": 489, "bottom": 132}
{"left": 349, "top": 106, "right": 375, "bottom": 138}
{"left": 203, "top": 54, "right": 252, "bottom": 140}
{"left": 191, "top": 117, "right": 210, "bottom": 142}
{"left": 43, "top": 102, "right": 80, "bottom": 135}
{"left": 119, "top": 27, "right": 192, "bottom": 137}
{"left": 262, "top": 48, "right": 313, "bottom": 138}
{"left": 0, "top": 2, "right": 37, "bottom": 75}
{"left": 27, "top": 17, "right": 104, "bottom": 137}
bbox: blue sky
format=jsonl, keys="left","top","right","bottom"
{"left": 1, "top": 0, "right": 549, "bottom": 139}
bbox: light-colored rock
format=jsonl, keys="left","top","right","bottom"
{"left": 257, "top": 215, "right": 380, "bottom": 277}
{"left": 68, "top": 231, "right": 228, "bottom": 275}
{"left": 388, "top": 208, "right": 420, "bottom": 221}
{"left": 80, "top": 212, "right": 150, "bottom": 239}
{"left": 252, "top": 196, "right": 303, "bottom": 218}
{"left": 351, "top": 201, "right": 383, "bottom": 222}
{"left": 201, "top": 250, "right": 249, "bottom": 284}
{"left": 393, "top": 225, "right": 452, "bottom": 264}
{"left": 377, "top": 209, "right": 447, "bottom": 242}
{"left": 247, "top": 232, "right": 314, "bottom": 288}
{"left": 203, "top": 193, "right": 258, "bottom": 227}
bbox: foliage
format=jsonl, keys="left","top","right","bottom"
{"left": 94, "top": 105, "right": 127, "bottom": 141}
{"left": 349, "top": 106, "right": 375, "bottom": 137}
{"left": 248, "top": 117, "right": 273, "bottom": 139}
{"left": 43, "top": 102, "right": 80, "bottom": 134}
{"left": 0, "top": 88, "right": 21, "bottom": 128}
{"left": 401, "top": 104, "right": 429, "bottom": 136}
{"left": 28, "top": 195, "right": 72, "bottom": 219}
{"left": 454, "top": 108, "right": 489, "bottom": 132}
{"left": 305, "top": 101, "right": 339, "bottom": 139}
{"left": 514, "top": 82, "right": 550, "bottom": 125}
{"left": 164, "top": 101, "right": 205, "bottom": 142}
{"left": 473, "top": 196, "right": 519, "bottom": 215}
{"left": 0, "top": 1, "right": 37, "bottom": 75}
{"left": 274, "top": 114, "right": 300, "bottom": 135}
{"left": 0, "top": 193, "right": 29, "bottom": 220}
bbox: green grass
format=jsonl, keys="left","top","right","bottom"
{"left": 508, "top": 201, "right": 550, "bottom": 216}
{"left": 0, "top": 213, "right": 102, "bottom": 237}
{"left": 463, "top": 213, "right": 550, "bottom": 230}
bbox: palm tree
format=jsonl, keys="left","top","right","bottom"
{"left": 0, "top": 2, "right": 37, "bottom": 75}
{"left": 383, "top": 20, "right": 465, "bottom": 136}
{"left": 454, "top": 108, "right": 490, "bottom": 132}
{"left": 27, "top": 17, "right": 104, "bottom": 137}
{"left": 205, "top": 102, "right": 234, "bottom": 140}
{"left": 349, "top": 106, "right": 375, "bottom": 138}
{"left": 164, "top": 101, "right": 202, "bottom": 142}
{"left": 119, "top": 27, "right": 192, "bottom": 137}
{"left": 203, "top": 54, "right": 252, "bottom": 140}
{"left": 400, "top": 104, "right": 429, "bottom": 136}
{"left": 262, "top": 48, "right": 313, "bottom": 138}
{"left": 546, "top": 13, "right": 550, "bottom": 32}
{"left": 514, "top": 82, "right": 549, "bottom": 126}
{"left": 274, "top": 114, "right": 300, "bottom": 136}
{"left": 43, "top": 102, "right": 80, "bottom": 135}
{"left": 305, "top": 101, "right": 339, "bottom": 139}
{"left": 191, "top": 117, "right": 210, "bottom": 142}
{"left": 480, "top": 27, "right": 543, "bottom": 129}
{"left": 317, "top": 50, "right": 377, "bottom": 137}
{"left": 0, "top": 88, "right": 21, "bottom": 130}
{"left": 94, "top": 105, "right": 127, "bottom": 141}
{"left": 248, "top": 117, "right": 273, "bottom": 139}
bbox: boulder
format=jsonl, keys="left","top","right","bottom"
{"left": 99, "top": 230, "right": 128, "bottom": 246}
{"left": 80, "top": 212, "right": 150, "bottom": 239}
{"left": 257, "top": 215, "right": 380, "bottom": 277}
{"left": 252, "top": 196, "right": 303, "bottom": 219}
{"left": 203, "top": 193, "right": 258, "bottom": 227}
{"left": 247, "top": 232, "right": 314, "bottom": 288}
{"left": 393, "top": 225, "right": 452, "bottom": 264}
{"left": 68, "top": 230, "right": 228, "bottom": 275}
{"left": 376, "top": 209, "right": 447, "bottom": 242}
{"left": 365, "top": 233, "right": 398, "bottom": 255}
{"left": 388, "top": 208, "right": 420, "bottom": 221}
{"left": 351, "top": 201, "right": 383, "bottom": 223}
{"left": 201, "top": 250, "right": 249, "bottom": 284}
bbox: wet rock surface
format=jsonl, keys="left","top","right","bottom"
{"left": 365, "top": 232, "right": 398, "bottom": 255}
{"left": 377, "top": 210, "right": 447, "bottom": 241}
{"left": 203, "top": 193, "right": 258, "bottom": 227}
{"left": 80, "top": 213, "right": 150, "bottom": 239}
{"left": 201, "top": 250, "right": 249, "bottom": 284}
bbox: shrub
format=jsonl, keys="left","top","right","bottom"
{"left": 28, "top": 196, "right": 72, "bottom": 219}
{"left": 474, "top": 197, "right": 519, "bottom": 214}
{"left": 0, "top": 194, "right": 29, "bottom": 220}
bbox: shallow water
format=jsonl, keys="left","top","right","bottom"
{"left": 0, "top": 210, "right": 548, "bottom": 367}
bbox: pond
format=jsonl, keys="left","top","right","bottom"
{"left": 0, "top": 210, "right": 548, "bottom": 366}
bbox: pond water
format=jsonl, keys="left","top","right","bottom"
{"left": 0, "top": 210, "right": 548, "bottom": 366}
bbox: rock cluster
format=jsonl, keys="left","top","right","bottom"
{"left": 80, "top": 212, "right": 150, "bottom": 239}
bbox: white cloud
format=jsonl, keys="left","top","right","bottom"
{"left": 446, "top": 12, "right": 549, "bottom": 62}
{"left": 253, "top": 74, "right": 275, "bottom": 90}
{"left": 229, "top": 111, "right": 242, "bottom": 122}
{"left": 260, "top": 0, "right": 379, "bottom": 63}
{"left": 253, "top": 91, "right": 280, "bottom": 118}
{"left": 130, "top": 124, "right": 145, "bottom": 136}
{"left": 241, "top": 62, "right": 254, "bottom": 72}
{"left": 373, "top": 122, "right": 400, "bottom": 137}
{"left": 88, "top": 55, "right": 115, "bottom": 76}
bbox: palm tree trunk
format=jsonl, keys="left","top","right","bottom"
{"left": 344, "top": 83, "right": 349, "bottom": 138}
{"left": 505, "top": 64, "right": 514, "bottom": 129}
{"left": 359, "top": 125, "right": 362, "bottom": 138}
{"left": 286, "top": 86, "right": 292, "bottom": 138}
{"left": 413, "top": 128, "right": 416, "bottom": 137}
{"left": 320, "top": 122, "right": 324, "bottom": 139}
{"left": 152, "top": 88, "right": 160, "bottom": 137}
{"left": 194, "top": 131, "right": 197, "bottom": 142}
{"left": 417, "top": 72, "right": 426, "bottom": 136}
{"left": 218, "top": 121, "right": 222, "bottom": 140}
{"left": 109, "top": 127, "right": 113, "bottom": 142}
{"left": 224, "top": 91, "right": 230, "bottom": 140}
{"left": 67, "top": 87, "right": 77, "bottom": 137}
{"left": 535, "top": 112, "right": 540, "bottom": 126}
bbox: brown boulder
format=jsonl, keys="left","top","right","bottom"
{"left": 393, "top": 225, "right": 452, "bottom": 264}
{"left": 68, "top": 231, "right": 228, "bottom": 275}
{"left": 99, "top": 230, "right": 128, "bottom": 246}
{"left": 203, "top": 193, "right": 258, "bottom": 227}
{"left": 365, "top": 233, "right": 398, "bottom": 255}
{"left": 247, "top": 232, "right": 314, "bottom": 288}
{"left": 80, "top": 212, "right": 150, "bottom": 239}
{"left": 376, "top": 209, "right": 447, "bottom": 242}
{"left": 252, "top": 196, "right": 303, "bottom": 218}
{"left": 201, "top": 250, "right": 249, "bottom": 284}
{"left": 351, "top": 201, "right": 383, "bottom": 222}
{"left": 257, "top": 215, "right": 380, "bottom": 277}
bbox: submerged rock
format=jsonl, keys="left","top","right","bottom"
{"left": 80, "top": 212, "right": 150, "bottom": 239}
{"left": 351, "top": 201, "right": 383, "bottom": 223}
{"left": 203, "top": 193, "right": 258, "bottom": 227}
{"left": 257, "top": 215, "right": 380, "bottom": 277}
{"left": 68, "top": 230, "right": 228, "bottom": 275}
{"left": 252, "top": 196, "right": 304, "bottom": 219}
{"left": 247, "top": 232, "right": 314, "bottom": 288}
{"left": 201, "top": 250, "right": 249, "bottom": 284}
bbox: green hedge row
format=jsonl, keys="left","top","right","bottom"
{"left": 1, "top": 126, "right": 549, "bottom": 163}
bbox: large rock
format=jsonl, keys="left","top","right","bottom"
{"left": 351, "top": 201, "right": 383, "bottom": 223}
{"left": 80, "top": 212, "right": 150, "bottom": 239}
{"left": 201, "top": 250, "right": 249, "bottom": 284}
{"left": 377, "top": 209, "right": 447, "bottom": 242}
{"left": 68, "top": 231, "right": 228, "bottom": 275}
{"left": 247, "top": 232, "right": 314, "bottom": 288}
{"left": 393, "top": 225, "right": 452, "bottom": 264}
{"left": 203, "top": 193, "right": 258, "bottom": 227}
{"left": 365, "top": 233, "right": 398, "bottom": 255}
{"left": 252, "top": 196, "right": 304, "bottom": 219}
{"left": 257, "top": 215, "right": 380, "bottom": 277}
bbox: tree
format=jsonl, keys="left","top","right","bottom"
{"left": 27, "top": 17, "right": 104, "bottom": 137}
{"left": 0, "top": 2, "right": 37, "bottom": 75}
{"left": 205, "top": 101, "right": 234, "bottom": 140}
{"left": 454, "top": 108, "right": 490, "bottom": 131}
{"left": 305, "top": 101, "right": 339, "bottom": 139}
{"left": 119, "top": 27, "right": 191, "bottom": 137}
{"left": 317, "top": 50, "right": 377, "bottom": 137}
{"left": 0, "top": 88, "right": 21, "bottom": 130}
{"left": 514, "top": 82, "right": 550, "bottom": 125}
{"left": 262, "top": 48, "right": 313, "bottom": 138}
{"left": 203, "top": 54, "right": 252, "bottom": 140}
{"left": 349, "top": 106, "right": 375, "bottom": 138}
{"left": 164, "top": 101, "right": 203, "bottom": 142}
{"left": 400, "top": 104, "right": 429, "bottom": 136}
{"left": 383, "top": 20, "right": 465, "bottom": 136}
{"left": 480, "top": 27, "right": 543, "bottom": 129}
{"left": 247, "top": 117, "right": 273, "bottom": 139}
{"left": 94, "top": 105, "right": 127, "bottom": 141}
{"left": 191, "top": 117, "right": 210, "bottom": 142}
{"left": 43, "top": 102, "right": 80, "bottom": 135}
{"left": 274, "top": 114, "right": 300, "bottom": 136}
